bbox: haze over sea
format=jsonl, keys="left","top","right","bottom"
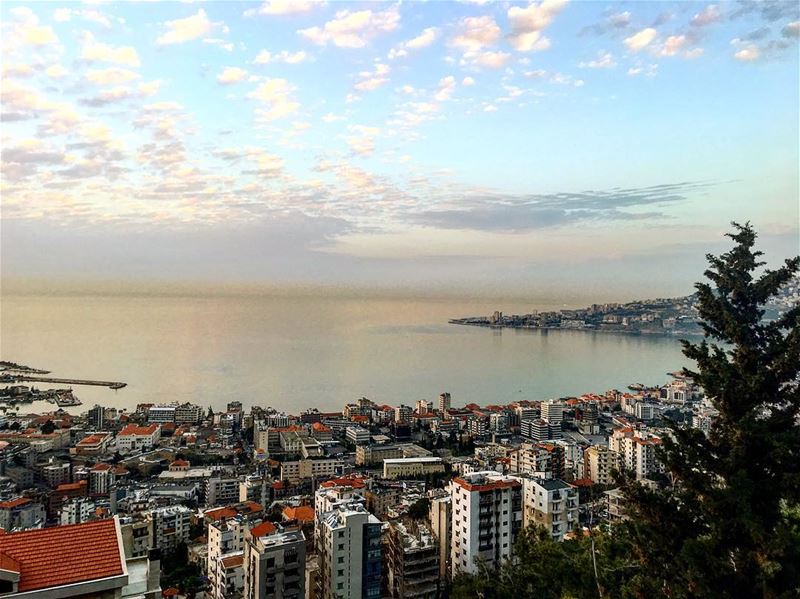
{"left": 1, "top": 281, "right": 688, "bottom": 414}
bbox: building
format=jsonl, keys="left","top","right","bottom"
{"left": 467, "top": 417, "right": 489, "bottom": 439}
{"left": 634, "top": 402, "right": 655, "bottom": 421}
{"left": 438, "top": 393, "right": 452, "bottom": 415}
{"left": 208, "top": 518, "right": 249, "bottom": 599}
{"left": 605, "top": 488, "right": 628, "bottom": 521}
{"left": 428, "top": 492, "right": 451, "bottom": 581}
{"left": 415, "top": 400, "right": 431, "bottom": 415}
{"left": 383, "top": 457, "right": 444, "bottom": 480}
{"left": 316, "top": 502, "right": 382, "bottom": 599}
{"left": 0, "top": 497, "right": 45, "bottom": 532}
{"left": 206, "top": 476, "right": 241, "bottom": 507}
{"left": 116, "top": 424, "right": 161, "bottom": 452}
{"left": 0, "top": 517, "right": 160, "bottom": 599}
{"left": 345, "top": 426, "right": 372, "bottom": 446}
{"left": 385, "top": 520, "right": 439, "bottom": 599}
{"left": 146, "top": 504, "right": 192, "bottom": 552}
{"left": 243, "top": 526, "right": 306, "bottom": 599}
{"left": 88, "top": 404, "right": 106, "bottom": 429}
{"left": 612, "top": 430, "right": 664, "bottom": 480}
{"left": 147, "top": 405, "right": 176, "bottom": 423}
{"left": 509, "top": 442, "right": 565, "bottom": 479}
{"left": 60, "top": 497, "right": 96, "bottom": 525}
{"left": 394, "top": 405, "right": 413, "bottom": 424}
{"left": 449, "top": 472, "right": 523, "bottom": 577}
{"left": 175, "top": 402, "right": 204, "bottom": 424}
{"left": 540, "top": 400, "right": 564, "bottom": 438}
{"left": 281, "top": 458, "right": 342, "bottom": 485}
{"left": 90, "top": 462, "right": 119, "bottom": 495}
{"left": 521, "top": 418, "right": 554, "bottom": 442}
{"left": 74, "top": 432, "right": 113, "bottom": 456}
{"left": 355, "top": 445, "right": 403, "bottom": 466}
{"left": 520, "top": 477, "right": 579, "bottom": 541}
{"left": 584, "top": 445, "right": 620, "bottom": 485}
{"left": 121, "top": 518, "right": 151, "bottom": 558}
{"left": 41, "top": 459, "right": 71, "bottom": 488}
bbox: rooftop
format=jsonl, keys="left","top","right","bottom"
{"left": 0, "top": 518, "right": 125, "bottom": 592}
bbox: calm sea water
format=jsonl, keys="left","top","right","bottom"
{"left": 0, "top": 287, "right": 690, "bottom": 414}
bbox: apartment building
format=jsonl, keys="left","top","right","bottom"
{"left": 206, "top": 476, "right": 241, "bottom": 507}
{"left": 449, "top": 471, "right": 523, "bottom": 577}
{"left": 316, "top": 502, "right": 382, "bottom": 599}
{"left": 355, "top": 444, "right": 403, "bottom": 466}
{"left": 385, "top": 520, "right": 439, "bottom": 599}
{"left": 438, "top": 393, "right": 452, "bottom": 415}
{"left": 540, "top": 400, "right": 564, "bottom": 438}
{"left": 280, "top": 458, "right": 342, "bottom": 485}
{"left": 520, "top": 477, "right": 579, "bottom": 541}
{"left": 428, "top": 491, "right": 452, "bottom": 581}
{"left": 243, "top": 526, "right": 306, "bottom": 599}
{"left": 208, "top": 518, "right": 249, "bottom": 599}
{"left": 383, "top": 457, "right": 444, "bottom": 480}
{"left": 394, "top": 405, "right": 413, "bottom": 424}
{"left": 147, "top": 405, "right": 176, "bottom": 423}
{"left": 0, "top": 497, "right": 45, "bottom": 531}
{"left": 584, "top": 445, "right": 620, "bottom": 485}
{"left": 146, "top": 504, "right": 192, "bottom": 552}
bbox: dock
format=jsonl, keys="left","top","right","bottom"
{"left": 2, "top": 375, "right": 127, "bottom": 390}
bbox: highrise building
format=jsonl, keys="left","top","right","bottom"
{"left": 316, "top": 502, "right": 382, "bottom": 599}
{"left": 519, "top": 476, "right": 579, "bottom": 541}
{"left": 584, "top": 445, "right": 619, "bottom": 485}
{"left": 87, "top": 404, "right": 105, "bottom": 430}
{"left": 540, "top": 400, "right": 564, "bottom": 438}
{"left": 448, "top": 471, "right": 522, "bottom": 578}
{"left": 243, "top": 526, "right": 306, "bottom": 599}
{"left": 385, "top": 520, "right": 439, "bottom": 598}
{"left": 438, "top": 393, "right": 451, "bottom": 415}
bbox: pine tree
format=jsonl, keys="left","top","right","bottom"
{"left": 621, "top": 222, "right": 800, "bottom": 597}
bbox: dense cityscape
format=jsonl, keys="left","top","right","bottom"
{"left": 0, "top": 362, "right": 707, "bottom": 598}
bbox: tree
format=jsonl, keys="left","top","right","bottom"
{"left": 407, "top": 497, "right": 430, "bottom": 520}
{"left": 620, "top": 222, "right": 800, "bottom": 597}
{"left": 40, "top": 420, "right": 55, "bottom": 434}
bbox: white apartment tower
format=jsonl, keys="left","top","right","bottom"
{"left": 448, "top": 471, "right": 523, "bottom": 578}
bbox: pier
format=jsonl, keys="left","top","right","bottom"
{"left": 0, "top": 375, "right": 126, "bottom": 390}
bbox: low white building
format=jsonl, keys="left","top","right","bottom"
{"left": 383, "top": 457, "right": 444, "bottom": 479}
{"left": 116, "top": 424, "right": 161, "bottom": 452}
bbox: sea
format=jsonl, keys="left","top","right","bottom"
{"left": 0, "top": 283, "right": 690, "bottom": 415}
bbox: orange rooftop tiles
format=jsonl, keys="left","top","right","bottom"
{"left": 119, "top": 424, "right": 158, "bottom": 436}
{"left": 250, "top": 521, "right": 277, "bottom": 537}
{"left": 283, "top": 506, "right": 315, "bottom": 523}
{"left": 0, "top": 518, "right": 124, "bottom": 592}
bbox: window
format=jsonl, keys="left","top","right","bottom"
{"left": 338, "top": 556, "right": 344, "bottom": 563}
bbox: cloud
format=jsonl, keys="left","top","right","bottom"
{"left": 389, "top": 26, "right": 440, "bottom": 59}
{"left": 86, "top": 67, "right": 141, "bottom": 86}
{"left": 7, "top": 7, "right": 59, "bottom": 47}
{"left": 411, "top": 181, "right": 714, "bottom": 232}
{"left": 53, "top": 8, "right": 115, "bottom": 28}
{"left": 624, "top": 28, "right": 658, "bottom": 52}
{"left": 218, "top": 67, "right": 248, "bottom": 85}
{"left": 506, "top": 0, "right": 567, "bottom": 51}
{"left": 659, "top": 35, "right": 687, "bottom": 57}
{"left": 462, "top": 76, "right": 475, "bottom": 86}
{"left": 733, "top": 42, "right": 761, "bottom": 61}
{"left": 579, "top": 51, "right": 616, "bottom": 68}
{"left": 298, "top": 7, "right": 400, "bottom": 48}
{"left": 469, "top": 50, "right": 512, "bottom": 68}
{"left": 451, "top": 16, "right": 501, "bottom": 50}
{"left": 254, "top": 49, "right": 309, "bottom": 64}
{"left": 81, "top": 32, "right": 141, "bottom": 67}
{"left": 245, "top": 1, "right": 324, "bottom": 17}
{"left": 434, "top": 76, "right": 457, "bottom": 101}
{"left": 691, "top": 5, "right": 722, "bottom": 27}
{"left": 354, "top": 63, "right": 390, "bottom": 92}
{"left": 783, "top": 21, "right": 800, "bottom": 38}
{"left": 157, "top": 9, "right": 223, "bottom": 46}
{"left": 45, "top": 64, "right": 68, "bottom": 79}
{"left": 627, "top": 63, "right": 659, "bottom": 77}
{"left": 247, "top": 78, "right": 300, "bottom": 121}
{"left": 580, "top": 10, "right": 631, "bottom": 36}
{"left": 346, "top": 125, "right": 381, "bottom": 156}
{"left": 79, "top": 81, "right": 161, "bottom": 107}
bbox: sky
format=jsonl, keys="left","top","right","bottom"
{"left": 1, "top": 0, "right": 798, "bottom": 297}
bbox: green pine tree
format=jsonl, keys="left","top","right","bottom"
{"left": 620, "top": 222, "right": 800, "bottom": 598}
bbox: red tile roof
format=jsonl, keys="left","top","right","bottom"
{"left": 78, "top": 433, "right": 109, "bottom": 446}
{"left": 119, "top": 424, "right": 159, "bottom": 436}
{"left": 221, "top": 554, "right": 244, "bottom": 569}
{"left": 0, "top": 497, "right": 31, "bottom": 509}
{"left": 249, "top": 521, "right": 277, "bottom": 537}
{"left": 0, "top": 518, "right": 124, "bottom": 592}
{"left": 282, "top": 506, "right": 314, "bottom": 523}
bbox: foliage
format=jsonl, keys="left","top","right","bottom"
{"left": 619, "top": 222, "right": 800, "bottom": 598}
{"left": 407, "top": 496, "right": 430, "bottom": 520}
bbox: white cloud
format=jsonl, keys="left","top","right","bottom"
{"left": 627, "top": 63, "right": 658, "bottom": 77}
{"left": 81, "top": 32, "right": 141, "bottom": 67}
{"left": 298, "top": 7, "right": 400, "bottom": 48}
{"left": 462, "top": 76, "right": 476, "bottom": 86}
{"left": 463, "top": 50, "right": 511, "bottom": 69}
{"left": 579, "top": 51, "right": 616, "bottom": 69}
{"left": 45, "top": 64, "right": 68, "bottom": 79}
{"left": 322, "top": 112, "right": 344, "bottom": 123}
{"left": 354, "top": 63, "right": 390, "bottom": 92}
{"left": 218, "top": 67, "right": 248, "bottom": 85}
{"left": 624, "top": 28, "right": 658, "bottom": 52}
{"left": 157, "top": 9, "right": 222, "bottom": 46}
{"left": 2, "top": 64, "right": 34, "bottom": 78}
{"left": 506, "top": 0, "right": 567, "bottom": 52}
{"left": 389, "top": 27, "right": 439, "bottom": 59}
{"left": 86, "top": 67, "right": 141, "bottom": 86}
{"left": 435, "top": 76, "right": 457, "bottom": 101}
{"left": 483, "top": 104, "right": 498, "bottom": 112}
{"left": 733, "top": 43, "right": 760, "bottom": 62}
{"left": 451, "top": 16, "right": 501, "bottom": 50}
{"left": 691, "top": 5, "right": 721, "bottom": 27}
{"left": 659, "top": 35, "right": 687, "bottom": 57}
{"left": 245, "top": 1, "right": 324, "bottom": 17}
{"left": 247, "top": 78, "right": 300, "bottom": 121}
{"left": 254, "top": 50, "right": 309, "bottom": 64}
{"left": 346, "top": 124, "right": 381, "bottom": 155}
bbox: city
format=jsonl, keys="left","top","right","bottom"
{"left": 0, "top": 368, "right": 706, "bottom": 598}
